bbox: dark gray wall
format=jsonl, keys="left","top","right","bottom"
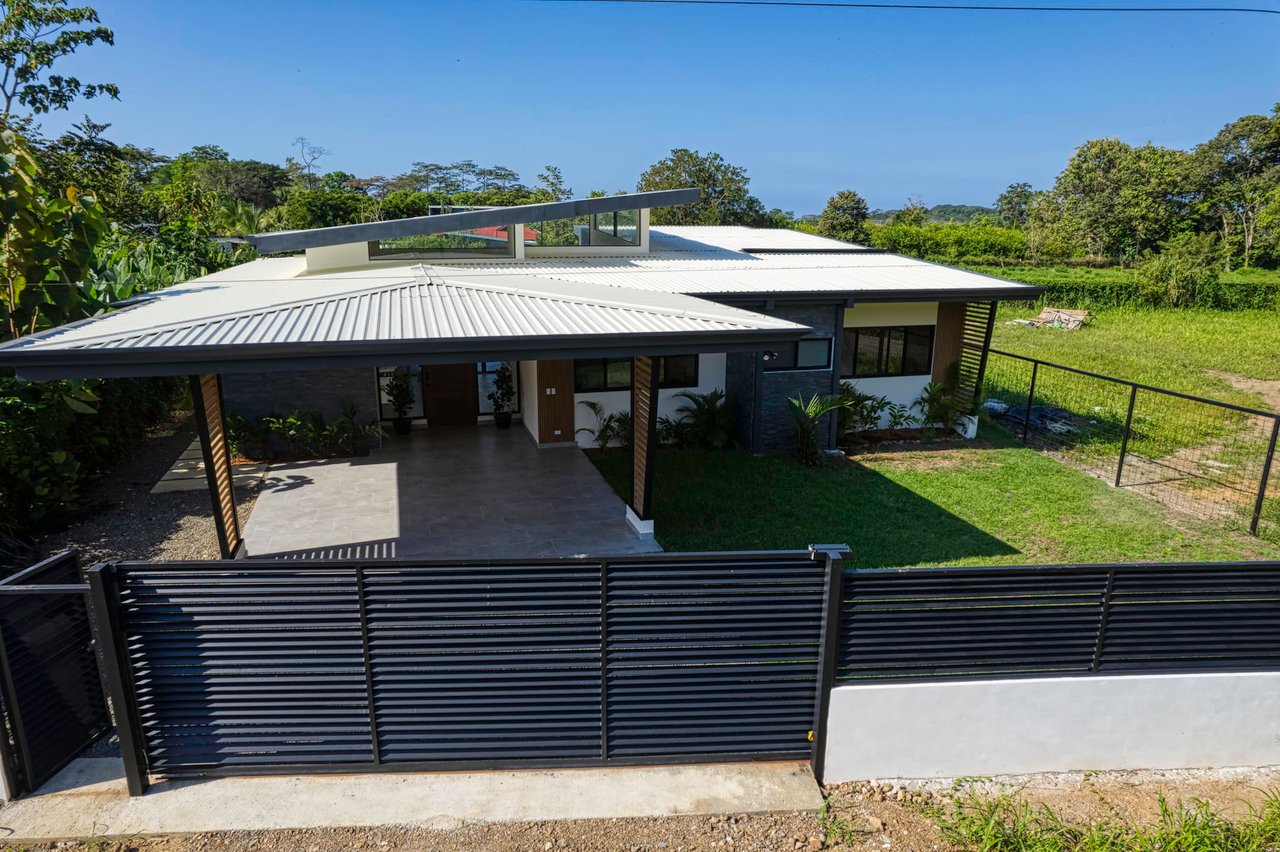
{"left": 723, "top": 302, "right": 844, "bottom": 453}
{"left": 222, "top": 368, "right": 380, "bottom": 423}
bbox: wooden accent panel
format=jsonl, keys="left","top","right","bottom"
{"left": 955, "top": 301, "right": 999, "bottom": 414}
{"left": 190, "top": 374, "right": 241, "bottom": 559}
{"left": 630, "top": 356, "right": 659, "bottom": 520}
{"left": 932, "top": 302, "right": 967, "bottom": 386}
{"left": 536, "top": 360, "right": 575, "bottom": 444}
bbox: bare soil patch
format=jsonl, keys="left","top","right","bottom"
{"left": 1209, "top": 370, "right": 1280, "bottom": 414}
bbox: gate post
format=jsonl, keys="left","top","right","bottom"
{"left": 1115, "top": 384, "right": 1139, "bottom": 488}
{"left": 808, "top": 544, "right": 848, "bottom": 786}
{"left": 86, "top": 563, "right": 149, "bottom": 796}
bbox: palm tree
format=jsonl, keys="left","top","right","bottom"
{"left": 788, "top": 393, "right": 850, "bottom": 466}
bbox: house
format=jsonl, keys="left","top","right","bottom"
{"left": 0, "top": 189, "right": 1041, "bottom": 555}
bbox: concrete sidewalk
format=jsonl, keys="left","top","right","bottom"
{"left": 0, "top": 759, "right": 822, "bottom": 841}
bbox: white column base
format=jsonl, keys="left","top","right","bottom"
{"left": 625, "top": 506, "right": 655, "bottom": 539}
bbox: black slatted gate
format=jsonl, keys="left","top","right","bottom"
{"left": 0, "top": 552, "right": 111, "bottom": 794}
{"left": 89, "top": 552, "right": 833, "bottom": 793}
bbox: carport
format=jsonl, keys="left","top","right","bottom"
{"left": 0, "top": 193, "right": 809, "bottom": 558}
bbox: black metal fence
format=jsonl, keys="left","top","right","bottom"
{"left": 0, "top": 552, "right": 111, "bottom": 796}
{"left": 982, "top": 348, "right": 1280, "bottom": 541}
{"left": 89, "top": 550, "right": 841, "bottom": 795}
{"left": 838, "top": 561, "right": 1280, "bottom": 684}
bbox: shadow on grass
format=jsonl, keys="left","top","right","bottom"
{"left": 592, "top": 447, "right": 1019, "bottom": 568}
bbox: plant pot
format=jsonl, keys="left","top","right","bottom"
{"left": 393, "top": 416, "right": 411, "bottom": 436}
{"left": 494, "top": 411, "right": 513, "bottom": 430}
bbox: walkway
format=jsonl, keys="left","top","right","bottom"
{"left": 242, "top": 426, "right": 662, "bottom": 559}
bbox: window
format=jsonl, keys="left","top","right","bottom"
{"left": 763, "top": 338, "right": 832, "bottom": 372}
{"left": 477, "top": 360, "right": 520, "bottom": 415}
{"left": 371, "top": 226, "right": 516, "bottom": 259}
{"left": 533, "top": 209, "right": 641, "bottom": 248}
{"left": 573, "top": 355, "right": 700, "bottom": 392}
{"left": 841, "top": 326, "right": 935, "bottom": 378}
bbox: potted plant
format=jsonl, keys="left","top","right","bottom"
{"left": 487, "top": 363, "right": 516, "bottom": 429}
{"left": 382, "top": 370, "right": 415, "bottom": 436}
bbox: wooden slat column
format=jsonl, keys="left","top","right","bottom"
{"left": 629, "top": 356, "right": 660, "bottom": 525}
{"left": 189, "top": 374, "right": 242, "bottom": 559}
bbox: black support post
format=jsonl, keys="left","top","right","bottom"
{"left": 1022, "top": 361, "right": 1038, "bottom": 443}
{"left": 1115, "top": 384, "right": 1139, "bottom": 488}
{"left": 1251, "top": 417, "right": 1280, "bottom": 536}
{"left": 86, "top": 564, "right": 149, "bottom": 796}
{"left": 808, "top": 544, "right": 848, "bottom": 786}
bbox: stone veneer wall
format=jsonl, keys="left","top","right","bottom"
{"left": 724, "top": 351, "right": 759, "bottom": 450}
{"left": 757, "top": 303, "right": 841, "bottom": 452}
{"left": 222, "top": 368, "right": 381, "bottom": 423}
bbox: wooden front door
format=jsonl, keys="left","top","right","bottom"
{"left": 422, "top": 363, "right": 478, "bottom": 426}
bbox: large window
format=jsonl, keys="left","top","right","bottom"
{"left": 763, "top": 338, "right": 832, "bottom": 373}
{"left": 533, "top": 209, "right": 641, "bottom": 248}
{"left": 371, "top": 226, "right": 516, "bottom": 259}
{"left": 841, "top": 326, "right": 935, "bottom": 379}
{"left": 573, "top": 355, "right": 699, "bottom": 393}
{"left": 477, "top": 360, "right": 520, "bottom": 415}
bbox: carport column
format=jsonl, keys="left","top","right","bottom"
{"left": 627, "top": 356, "right": 659, "bottom": 539}
{"left": 189, "top": 374, "right": 243, "bottom": 559}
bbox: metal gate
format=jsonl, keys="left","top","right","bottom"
{"left": 0, "top": 552, "right": 111, "bottom": 795}
{"left": 89, "top": 550, "right": 840, "bottom": 795}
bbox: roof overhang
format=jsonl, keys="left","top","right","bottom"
{"left": 4, "top": 329, "right": 804, "bottom": 381}
{"left": 715, "top": 285, "right": 1047, "bottom": 306}
{"left": 247, "top": 189, "right": 702, "bottom": 255}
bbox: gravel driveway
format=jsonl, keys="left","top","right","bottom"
{"left": 37, "top": 410, "right": 259, "bottom": 564}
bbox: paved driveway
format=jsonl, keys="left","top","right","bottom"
{"left": 243, "top": 426, "right": 662, "bottom": 559}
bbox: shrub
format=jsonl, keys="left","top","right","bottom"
{"left": 576, "top": 400, "right": 625, "bottom": 452}
{"left": 867, "top": 222, "right": 1030, "bottom": 265}
{"left": 837, "top": 384, "right": 890, "bottom": 436}
{"left": 231, "top": 407, "right": 381, "bottom": 461}
{"left": 1134, "top": 233, "right": 1223, "bottom": 308}
{"left": 788, "top": 393, "right": 849, "bottom": 465}
{"left": 671, "top": 389, "right": 737, "bottom": 450}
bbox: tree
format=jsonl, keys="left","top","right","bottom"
{"left": 1, "top": 127, "right": 109, "bottom": 339}
{"left": 994, "top": 182, "right": 1033, "bottom": 228}
{"left": 32, "top": 116, "right": 160, "bottom": 224}
{"left": 1049, "top": 138, "right": 1190, "bottom": 260}
{"left": 0, "top": 0, "right": 118, "bottom": 125}
{"left": 636, "top": 148, "right": 766, "bottom": 226}
{"left": 1192, "top": 107, "right": 1280, "bottom": 268}
{"left": 890, "top": 196, "right": 928, "bottom": 227}
{"left": 816, "top": 189, "right": 869, "bottom": 243}
{"left": 288, "top": 137, "right": 328, "bottom": 188}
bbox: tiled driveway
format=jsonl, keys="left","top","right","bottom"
{"left": 243, "top": 426, "right": 662, "bottom": 559}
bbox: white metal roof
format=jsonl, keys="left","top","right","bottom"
{"left": 0, "top": 224, "right": 1040, "bottom": 379}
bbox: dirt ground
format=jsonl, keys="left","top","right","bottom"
{"left": 12, "top": 767, "right": 1280, "bottom": 851}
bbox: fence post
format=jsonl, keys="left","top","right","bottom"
{"left": 86, "top": 563, "right": 149, "bottom": 796}
{"left": 1022, "top": 360, "right": 1039, "bottom": 443}
{"left": 1115, "top": 384, "right": 1139, "bottom": 488}
{"left": 1090, "top": 568, "right": 1116, "bottom": 672}
{"left": 808, "top": 544, "right": 848, "bottom": 786}
{"left": 354, "top": 565, "right": 380, "bottom": 765}
{"left": 1251, "top": 417, "right": 1280, "bottom": 536}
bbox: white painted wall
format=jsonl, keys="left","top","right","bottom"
{"left": 305, "top": 242, "right": 371, "bottom": 272}
{"left": 518, "top": 360, "right": 539, "bottom": 443}
{"left": 823, "top": 672, "right": 1280, "bottom": 782}
{"left": 572, "top": 354, "right": 726, "bottom": 448}
{"left": 841, "top": 302, "right": 940, "bottom": 424}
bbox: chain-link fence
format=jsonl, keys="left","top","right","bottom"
{"left": 982, "top": 348, "right": 1280, "bottom": 542}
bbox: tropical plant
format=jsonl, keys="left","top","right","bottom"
{"left": 657, "top": 414, "right": 693, "bottom": 448}
{"left": 1, "top": 127, "right": 111, "bottom": 339}
{"left": 837, "top": 384, "right": 890, "bottom": 436}
{"left": 672, "top": 388, "right": 736, "bottom": 450}
{"left": 382, "top": 370, "right": 414, "bottom": 419}
{"left": 787, "top": 393, "right": 849, "bottom": 466}
{"left": 486, "top": 363, "right": 515, "bottom": 414}
{"left": 913, "top": 382, "right": 960, "bottom": 441}
{"left": 885, "top": 402, "right": 918, "bottom": 432}
{"left": 576, "top": 400, "right": 624, "bottom": 452}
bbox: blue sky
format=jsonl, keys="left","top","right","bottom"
{"left": 32, "top": 0, "right": 1280, "bottom": 214}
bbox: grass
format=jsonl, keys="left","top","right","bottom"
{"left": 990, "top": 303, "right": 1280, "bottom": 407}
{"left": 592, "top": 427, "right": 1280, "bottom": 567}
{"left": 922, "top": 786, "right": 1280, "bottom": 851}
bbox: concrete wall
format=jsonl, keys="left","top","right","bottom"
{"left": 571, "top": 354, "right": 726, "bottom": 448}
{"left": 518, "top": 360, "right": 540, "bottom": 444}
{"left": 222, "top": 368, "right": 380, "bottom": 423}
{"left": 823, "top": 673, "right": 1280, "bottom": 781}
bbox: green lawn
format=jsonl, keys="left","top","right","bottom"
{"left": 593, "top": 428, "right": 1280, "bottom": 568}
{"left": 990, "top": 303, "right": 1280, "bottom": 408}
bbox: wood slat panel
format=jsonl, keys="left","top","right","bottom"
{"left": 536, "top": 360, "right": 575, "bottom": 444}
{"left": 192, "top": 374, "right": 241, "bottom": 559}
{"left": 631, "top": 356, "right": 658, "bottom": 519}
